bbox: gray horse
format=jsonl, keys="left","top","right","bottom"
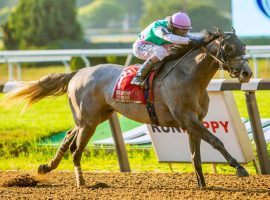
{"left": 3, "top": 29, "right": 253, "bottom": 188}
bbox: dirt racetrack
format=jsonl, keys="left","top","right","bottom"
{"left": 0, "top": 171, "right": 269, "bottom": 200}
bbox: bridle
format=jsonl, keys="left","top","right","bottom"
{"left": 160, "top": 32, "right": 249, "bottom": 81}
{"left": 201, "top": 34, "right": 249, "bottom": 78}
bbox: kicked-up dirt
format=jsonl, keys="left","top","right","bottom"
{"left": 0, "top": 171, "right": 269, "bottom": 200}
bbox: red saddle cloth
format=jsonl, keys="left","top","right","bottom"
{"left": 113, "top": 65, "right": 154, "bottom": 104}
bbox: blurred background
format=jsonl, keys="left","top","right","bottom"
{"left": 0, "top": 0, "right": 269, "bottom": 81}
{"left": 1, "top": 0, "right": 269, "bottom": 51}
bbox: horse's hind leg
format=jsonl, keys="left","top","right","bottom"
{"left": 38, "top": 127, "right": 78, "bottom": 174}
{"left": 71, "top": 124, "right": 97, "bottom": 187}
{"left": 188, "top": 133, "right": 205, "bottom": 188}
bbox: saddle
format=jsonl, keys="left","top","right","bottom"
{"left": 112, "top": 64, "right": 159, "bottom": 124}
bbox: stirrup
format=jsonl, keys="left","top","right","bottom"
{"left": 132, "top": 80, "right": 149, "bottom": 90}
{"left": 131, "top": 76, "right": 144, "bottom": 86}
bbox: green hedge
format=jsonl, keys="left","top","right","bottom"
{"left": 241, "top": 37, "right": 270, "bottom": 45}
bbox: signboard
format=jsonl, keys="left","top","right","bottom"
{"left": 231, "top": 0, "right": 270, "bottom": 37}
{"left": 147, "top": 91, "right": 254, "bottom": 163}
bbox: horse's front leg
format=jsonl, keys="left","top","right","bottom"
{"left": 188, "top": 133, "right": 205, "bottom": 188}
{"left": 184, "top": 113, "right": 249, "bottom": 178}
{"left": 38, "top": 128, "right": 78, "bottom": 174}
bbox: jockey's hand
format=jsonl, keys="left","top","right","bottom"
{"left": 189, "top": 37, "right": 205, "bottom": 47}
{"left": 170, "top": 45, "right": 183, "bottom": 51}
{"left": 169, "top": 45, "right": 186, "bottom": 55}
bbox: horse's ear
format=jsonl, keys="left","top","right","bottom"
{"left": 217, "top": 28, "right": 226, "bottom": 38}
{"left": 231, "top": 27, "right": 236, "bottom": 34}
{"left": 206, "top": 30, "right": 212, "bottom": 36}
{"left": 202, "top": 29, "right": 212, "bottom": 36}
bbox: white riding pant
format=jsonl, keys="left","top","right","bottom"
{"left": 133, "top": 40, "right": 170, "bottom": 61}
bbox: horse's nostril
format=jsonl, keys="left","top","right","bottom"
{"left": 241, "top": 71, "right": 250, "bottom": 78}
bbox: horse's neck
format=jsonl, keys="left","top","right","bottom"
{"left": 193, "top": 55, "right": 219, "bottom": 90}
{"left": 170, "top": 42, "right": 220, "bottom": 90}
{"left": 198, "top": 39, "right": 222, "bottom": 86}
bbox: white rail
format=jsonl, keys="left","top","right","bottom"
{"left": 0, "top": 46, "right": 269, "bottom": 81}
{"left": 0, "top": 49, "right": 134, "bottom": 81}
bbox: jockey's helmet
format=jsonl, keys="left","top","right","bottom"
{"left": 171, "top": 12, "right": 192, "bottom": 30}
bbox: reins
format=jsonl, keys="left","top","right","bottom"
{"left": 160, "top": 35, "right": 221, "bottom": 82}
{"left": 160, "top": 47, "right": 196, "bottom": 81}
{"left": 201, "top": 46, "right": 224, "bottom": 67}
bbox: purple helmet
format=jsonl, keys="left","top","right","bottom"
{"left": 171, "top": 12, "right": 192, "bottom": 29}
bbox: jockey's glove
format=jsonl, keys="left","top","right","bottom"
{"left": 189, "top": 37, "right": 205, "bottom": 47}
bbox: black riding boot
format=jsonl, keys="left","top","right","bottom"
{"left": 131, "top": 58, "right": 153, "bottom": 87}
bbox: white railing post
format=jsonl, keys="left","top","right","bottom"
{"left": 124, "top": 53, "right": 133, "bottom": 66}
{"left": 245, "top": 91, "right": 270, "bottom": 174}
{"left": 252, "top": 55, "right": 258, "bottom": 78}
{"left": 16, "top": 63, "right": 22, "bottom": 81}
{"left": 8, "top": 62, "right": 13, "bottom": 81}
{"left": 81, "top": 55, "right": 90, "bottom": 67}
{"left": 63, "top": 61, "right": 71, "bottom": 73}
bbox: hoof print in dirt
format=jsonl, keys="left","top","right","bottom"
{"left": 88, "top": 182, "right": 110, "bottom": 189}
{"left": 2, "top": 174, "right": 39, "bottom": 187}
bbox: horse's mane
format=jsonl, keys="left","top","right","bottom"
{"left": 166, "top": 30, "right": 219, "bottom": 60}
{"left": 203, "top": 30, "right": 220, "bottom": 43}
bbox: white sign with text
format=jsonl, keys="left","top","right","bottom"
{"left": 147, "top": 91, "right": 254, "bottom": 163}
{"left": 232, "top": 0, "right": 270, "bottom": 37}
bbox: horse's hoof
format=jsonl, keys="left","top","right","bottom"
{"left": 198, "top": 182, "right": 206, "bottom": 189}
{"left": 38, "top": 164, "right": 51, "bottom": 174}
{"left": 236, "top": 166, "right": 249, "bottom": 177}
{"left": 76, "top": 181, "right": 86, "bottom": 188}
{"left": 76, "top": 178, "right": 86, "bottom": 188}
{"left": 198, "top": 185, "right": 206, "bottom": 190}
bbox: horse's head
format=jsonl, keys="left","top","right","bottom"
{"left": 214, "top": 28, "right": 253, "bottom": 83}
{"left": 165, "top": 28, "right": 252, "bottom": 83}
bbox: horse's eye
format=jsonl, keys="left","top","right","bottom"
{"left": 225, "top": 46, "right": 234, "bottom": 52}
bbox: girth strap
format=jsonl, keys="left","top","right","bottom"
{"left": 144, "top": 72, "right": 159, "bottom": 125}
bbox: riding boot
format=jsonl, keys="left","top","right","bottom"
{"left": 131, "top": 58, "right": 154, "bottom": 87}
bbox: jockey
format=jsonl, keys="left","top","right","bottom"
{"left": 131, "top": 11, "right": 204, "bottom": 87}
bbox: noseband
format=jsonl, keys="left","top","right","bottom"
{"left": 201, "top": 36, "right": 249, "bottom": 78}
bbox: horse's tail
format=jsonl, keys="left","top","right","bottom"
{"left": 2, "top": 71, "right": 78, "bottom": 109}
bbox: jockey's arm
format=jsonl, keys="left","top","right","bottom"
{"left": 154, "top": 27, "right": 190, "bottom": 45}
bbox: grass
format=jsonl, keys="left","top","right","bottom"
{"left": 0, "top": 95, "right": 74, "bottom": 142}
{"left": 0, "top": 145, "right": 259, "bottom": 175}
{"left": 0, "top": 93, "right": 142, "bottom": 144}
{"left": 233, "top": 90, "right": 270, "bottom": 118}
